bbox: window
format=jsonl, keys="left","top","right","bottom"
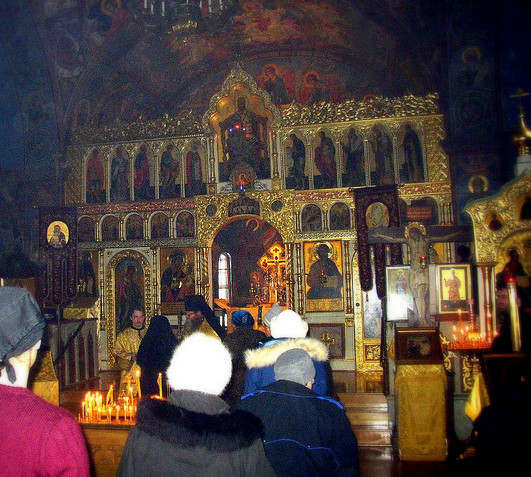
{"left": 218, "top": 253, "right": 231, "bottom": 302}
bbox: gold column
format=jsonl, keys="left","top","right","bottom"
{"left": 208, "top": 135, "right": 217, "bottom": 195}
{"left": 343, "top": 240, "right": 353, "bottom": 314}
{"left": 478, "top": 262, "right": 496, "bottom": 339}
{"left": 295, "top": 242, "right": 304, "bottom": 315}
{"left": 322, "top": 203, "right": 329, "bottom": 231}
{"left": 507, "top": 279, "right": 522, "bottom": 352}
{"left": 285, "top": 242, "right": 295, "bottom": 310}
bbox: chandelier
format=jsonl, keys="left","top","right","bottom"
{"left": 141, "top": 0, "right": 231, "bottom": 35}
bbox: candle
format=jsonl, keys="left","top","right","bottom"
{"left": 116, "top": 405, "right": 120, "bottom": 422}
{"left": 106, "top": 385, "right": 113, "bottom": 405}
{"left": 136, "top": 370, "right": 142, "bottom": 399}
{"left": 506, "top": 278, "right": 522, "bottom": 352}
{"left": 158, "top": 373, "right": 163, "bottom": 399}
{"left": 82, "top": 402, "right": 85, "bottom": 421}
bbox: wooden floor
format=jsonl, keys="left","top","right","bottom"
{"left": 359, "top": 446, "right": 481, "bottom": 477}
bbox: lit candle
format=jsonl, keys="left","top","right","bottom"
{"left": 158, "top": 373, "right": 163, "bottom": 399}
{"left": 116, "top": 405, "right": 120, "bottom": 422}
{"left": 106, "top": 385, "right": 113, "bottom": 405}
{"left": 506, "top": 278, "right": 522, "bottom": 352}
{"left": 82, "top": 402, "right": 86, "bottom": 421}
{"left": 136, "top": 370, "right": 142, "bottom": 399}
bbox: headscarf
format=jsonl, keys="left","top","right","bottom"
{"left": 184, "top": 294, "right": 226, "bottom": 339}
{"left": 0, "top": 287, "right": 45, "bottom": 383}
{"left": 231, "top": 310, "right": 254, "bottom": 327}
{"left": 136, "top": 315, "right": 178, "bottom": 370}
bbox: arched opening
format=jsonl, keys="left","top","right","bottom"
{"left": 212, "top": 218, "right": 285, "bottom": 307}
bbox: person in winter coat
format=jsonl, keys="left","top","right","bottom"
{"left": 118, "top": 332, "right": 275, "bottom": 477}
{"left": 243, "top": 309, "right": 332, "bottom": 396}
{"left": 0, "top": 287, "right": 90, "bottom": 477}
{"left": 222, "top": 310, "right": 266, "bottom": 406}
{"left": 239, "top": 348, "right": 359, "bottom": 477}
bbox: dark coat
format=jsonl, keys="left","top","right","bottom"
{"left": 222, "top": 327, "right": 267, "bottom": 406}
{"left": 136, "top": 315, "right": 178, "bottom": 397}
{"left": 243, "top": 337, "right": 333, "bottom": 397}
{"left": 118, "top": 390, "right": 276, "bottom": 477}
{"left": 238, "top": 380, "right": 359, "bottom": 477}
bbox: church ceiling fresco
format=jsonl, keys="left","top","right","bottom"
{"left": 2, "top": 0, "right": 443, "bottom": 136}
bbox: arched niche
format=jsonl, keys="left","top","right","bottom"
{"left": 211, "top": 217, "right": 284, "bottom": 307}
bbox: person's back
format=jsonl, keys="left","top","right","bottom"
{"left": 136, "top": 314, "right": 178, "bottom": 397}
{"left": 0, "top": 384, "right": 90, "bottom": 476}
{"left": 244, "top": 309, "right": 332, "bottom": 396}
{"left": 0, "top": 287, "right": 90, "bottom": 477}
{"left": 222, "top": 310, "right": 266, "bottom": 406}
{"left": 239, "top": 348, "right": 359, "bottom": 477}
{"left": 118, "top": 332, "right": 275, "bottom": 477}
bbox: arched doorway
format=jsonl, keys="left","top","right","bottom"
{"left": 212, "top": 217, "right": 285, "bottom": 307}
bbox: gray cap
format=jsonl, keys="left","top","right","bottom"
{"left": 274, "top": 348, "right": 316, "bottom": 385}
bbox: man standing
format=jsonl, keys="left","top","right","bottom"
{"left": 0, "top": 287, "right": 90, "bottom": 476}
{"left": 182, "top": 294, "right": 226, "bottom": 340}
{"left": 113, "top": 307, "right": 147, "bottom": 395}
{"left": 239, "top": 348, "right": 359, "bottom": 477}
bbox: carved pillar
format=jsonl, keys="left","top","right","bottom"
{"left": 322, "top": 203, "right": 329, "bottom": 231}
{"left": 119, "top": 216, "right": 125, "bottom": 241}
{"left": 143, "top": 215, "right": 149, "bottom": 240}
{"left": 478, "top": 262, "right": 496, "bottom": 338}
{"left": 335, "top": 137, "right": 342, "bottom": 187}
{"left": 98, "top": 249, "right": 105, "bottom": 331}
{"left": 208, "top": 135, "right": 217, "bottom": 195}
{"left": 285, "top": 242, "right": 294, "bottom": 309}
{"left": 363, "top": 138, "right": 371, "bottom": 184}
{"left": 195, "top": 247, "right": 211, "bottom": 303}
{"left": 152, "top": 247, "right": 159, "bottom": 314}
{"left": 343, "top": 240, "right": 353, "bottom": 314}
{"left": 392, "top": 136, "right": 399, "bottom": 183}
{"left": 95, "top": 216, "right": 102, "bottom": 241}
{"left": 295, "top": 242, "right": 304, "bottom": 315}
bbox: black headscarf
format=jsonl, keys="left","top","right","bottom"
{"left": 184, "top": 294, "right": 226, "bottom": 339}
{"left": 0, "top": 287, "right": 45, "bottom": 383}
{"left": 136, "top": 315, "right": 178, "bottom": 370}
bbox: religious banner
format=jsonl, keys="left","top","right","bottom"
{"left": 39, "top": 207, "right": 78, "bottom": 306}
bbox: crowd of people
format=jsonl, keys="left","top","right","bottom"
{"left": 0, "top": 286, "right": 359, "bottom": 476}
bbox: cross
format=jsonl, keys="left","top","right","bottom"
{"left": 367, "top": 223, "right": 471, "bottom": 325}
{"left": 320, "top": 332, "right": 335, "bottom": 347}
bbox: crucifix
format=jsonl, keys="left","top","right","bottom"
{"left": 368, "top": 222, "right": 470, "bottom": 325}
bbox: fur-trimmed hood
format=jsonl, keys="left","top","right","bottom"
{"left": 135, "top": 392, "right": 264, "bottom": 452}
{"left": 244, "top": 337, "right": 329, "bottom": 369}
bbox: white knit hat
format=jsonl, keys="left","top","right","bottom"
{"left": 166, "top": 332, "right": 232, "bottom": 396}
{"left": 269, "top": 309, "right": 308, "bottom": 339}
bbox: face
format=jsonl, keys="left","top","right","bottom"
{"left": 131, "top": 310, "right": 145, "bottom": 328}
{"left": 495, "top": 289, "right": 510, "bottom": 313}
{"left": 317, "top": 245, "right": 329, "bottom": 259}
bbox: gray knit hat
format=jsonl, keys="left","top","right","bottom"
{"left": 0, "top": 287, "right": 45, "bottom": 383}
{"left": 263, "top": 304, "right": 282, "bottom": 327}
{"left": 274, "top": 348, "right": 315, "bottom": 386}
